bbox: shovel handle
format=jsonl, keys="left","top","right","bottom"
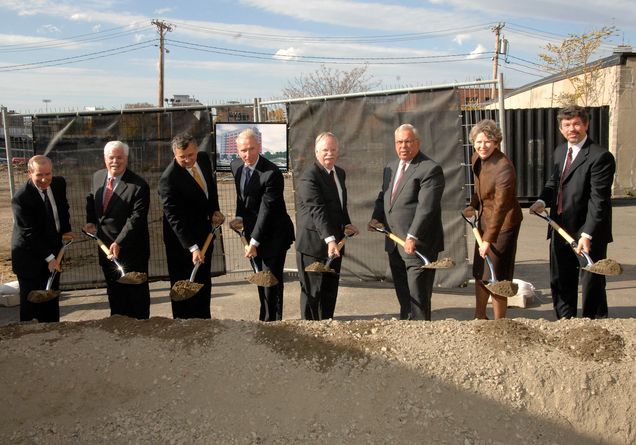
{"left": 546, "top": 220, "right": 576, "bottom": 246}
{"left": 200, "top": 232, "right": 214, "bottom": 257}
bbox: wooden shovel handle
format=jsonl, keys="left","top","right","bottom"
{"left": 547, "top": 220, "right": 577, "bottom": 246}
{"left": 95, "top": 238, "right": 111, "bottom": 256}
{"left": 387, "top": 232, "right": 406, "bottom": 247}
{"left": 200, "top": 232, "right": 214, "bottom": 256}
{"left": 472, "top": 227, "right": 485, "bottom": 247}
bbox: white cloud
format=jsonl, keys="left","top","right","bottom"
{"left": 70, "top": 13, "right": 91, "bottom": 21}
{"left": 453, "top": 33, "right": 470, "bottom": 45}
{"left": 154, "top": 7, "right": 174, "bottom": 15}
{"left": 273, "top": 47, "right": 301, "bottom": 61}
{"left": 92, "top": 24, "right": 102, "bottom": 32}
{"left": 467, "top": 44, "right": 488, "bottom": 59}
{"left": 38, "top": 24, "right": 61, "bottom": 34}
{"left": 134, "top": 33, "right": 147, "bottom": 43}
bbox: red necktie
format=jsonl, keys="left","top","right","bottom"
{"left": 556, "top": 147, "right": 573, "bottom": 215}
{"left": 391, "top": 162, "right": 407, "bottom": 203}
{"left": 103, "top": 177, "right": 114, "bottom": 211}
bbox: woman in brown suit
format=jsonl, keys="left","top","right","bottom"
{"left": 464, "top": 120, "right": 522, "bottom": 319}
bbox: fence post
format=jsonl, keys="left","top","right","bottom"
{"left": 1, "top": 107, "right": 16, "bottom": 199}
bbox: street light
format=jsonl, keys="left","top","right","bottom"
{"left": 42, "top": 99, "right": 51, "bottom": 112}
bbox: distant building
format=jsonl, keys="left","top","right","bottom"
{"left": 221, "top": 126, "right": 262, "bottom": 158}
{"left": 165, "top": 95, "right": 201, "bottom": 107}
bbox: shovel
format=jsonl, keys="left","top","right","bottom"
{"left": 371, "top": 224, "right": 455, "bottom": 269}
{"left": 462, "top": 213, "right": 518, "bottom": 298}
{"left": 531, "top": 210, "right": 622, "bottom": 276}
{"left": 27, "top": 237, "right": 73, "bottom": 303}
{"left": 305, "top": 236, "right": 349, "bottom": 274}
{"left": 170, "top": 223, "right": 222, "bottom": 301}
{"left": 232, "top": 228, "right": 279, "bottom": 287}
{"left": 82, "top": 229, "right": 147, "bottom": 284}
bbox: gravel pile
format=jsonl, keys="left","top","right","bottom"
{"left": 1, "top": 316, "right": 634, "bottom": 444}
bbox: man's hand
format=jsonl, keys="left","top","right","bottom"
{"left": 229, "top": 218, "right": 243, "bottom": 232}
{"left": 48, "top": 258, "right": 62, "bottom": 273}
{"left": 212, "top": 211, "right": 225, "bottom": 226}
{"left": 327, "top": 240, "right": 340, "bottom": 258}
{"left": 109, "top": 242, "right": 120, "bottom": 259}
{"left": 244, "top": 244, "right": 257, "bottom": 258}
{"left": 344, "top": 224, "right": 359, "bottom": 237}
{"left": 192, "top": 248, "right": 204, "bottom": 265}
{"left": 367, "top": 219, "right": 382, "bottom": 232}
{"left": 462, "top": 206, "right": 476, "bottom": 219}
{"left": 576, "top": 236, "right": 591, "bottom": 255}
{"left": 404, "top": 237, "right": 417, "bottom": 255}
{"left": 62, "top": 232, "right": 75, "bottom": 241}
{"left": 529, "top": 201, "right": 545, "bottom": 215}
{"left": 82, "top": 223, "right": 97, "bottom": 235}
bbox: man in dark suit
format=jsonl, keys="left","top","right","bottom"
{"left": 530, "top": 105, "right": 615, "bottom": 319}
{"left": 229, "top": 128, "right": 295, "bottom": 321}
{"left": 295, "top": 132, "right": 359, "bottom": 320}
{"left": 12, "top": 155, "right": 73, "bottom": 323}
{"left": 368, "top": 124, "right": 445, "bottom": 320}
{"left": 159, "top": 132, "right": 224, "bottom": 319}
{"left": 84, "top": 141, "right": 151, "bottom": 319}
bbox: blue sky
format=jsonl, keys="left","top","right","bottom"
{"left": 1, "top": 0, "right": 634, "bottom": 113}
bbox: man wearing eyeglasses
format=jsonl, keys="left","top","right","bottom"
{"left": 368, "top": 124, "right": 445, "bottom": 320}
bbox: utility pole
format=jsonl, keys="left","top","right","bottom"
{"left": 152, "top": 20, "right": 174, "bottom": 107}
{"left": 491, "top": 22, "right": 505, "bottom": 100}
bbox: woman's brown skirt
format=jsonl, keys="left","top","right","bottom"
{"left": 472, "top": 225, "right": 520, "bottom": 282}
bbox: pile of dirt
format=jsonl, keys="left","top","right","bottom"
{"left": 1, "top": 316, "right": 633, "bottom": 444}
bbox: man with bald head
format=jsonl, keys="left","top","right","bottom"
{"left": 12, "top": 155, "right": 73, "bottom": 322}
{"left": 85, "top": 140, "right": 151, "bottom": 319}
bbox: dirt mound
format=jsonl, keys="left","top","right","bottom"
{"left": 1, "top": 316, "right": 634, "bottom": 444}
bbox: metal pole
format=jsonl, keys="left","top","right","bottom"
{"left": 1, "top": 107, "right": 17, "bottom": 199}
{"left": 498, "top": 73, "right": 507, "bottom": 155}
{"left": 253, "top": 98, "right": 260, "bottom": 122}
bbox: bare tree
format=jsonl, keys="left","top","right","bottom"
{"left": 539, "top": 26, "right": 616, "bottom": 106}
{"left": 282, "top": 64, "right": 380, "bottom": 98}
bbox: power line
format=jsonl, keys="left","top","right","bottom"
{"left": 166, "top": 38, "right": 494, "bottom": 64}
{"left": 0, "top": 23, "right": 154, "bottom": 53}
{"left": 0, "top": 40, "right": 155, "bottom": 72}
{"left": 172, "top": 20, "right": 496, "bottom": 44}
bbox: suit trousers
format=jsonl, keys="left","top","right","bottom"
{"left": 252, "top": 250, "right": 286, "bottom": 322}
{"left": 297, "top": 251, "right": 342, "bottom": 320}
{"left": 103, "top": 271, "right": 150, "bottom": 320}
{"left": 388, "top": 248, "right": 437, "bottom": 320}
{"left": 18, "top": 268, "right": 60, "bottom": 323}
{"left": 550, "top": 235, "right": 608, "bottom": 319}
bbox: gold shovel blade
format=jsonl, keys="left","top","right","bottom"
{"left": 170, "top": 280, "right": 204, "bottom": 301}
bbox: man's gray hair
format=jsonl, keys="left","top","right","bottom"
{"left": 314, "top": 131, "right": 338, "bottom": 148}
{"left": 394, "top": 124, "right": 420, "bottom": 140}
{"left": 104, "top": 140, "right": 130, "bottom": 156}
{"left": 237, "top": 128, "right": 259, "bottom": 143}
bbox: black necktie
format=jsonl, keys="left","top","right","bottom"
{"left": 328, "top": 170, "right": 337, "bottom": 188}
{"left": 43, "top": 190, "right": 56, "bottom": 233}
{"left": 243, "top": 167, "right": 252, "bottom": 198}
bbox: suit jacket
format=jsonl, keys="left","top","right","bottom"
{"left": 12, "top": 177, "right": 72, "bottom": 278}
{"left": 86, "top": 168, "right": 150, "bottom": 271}
{"left": 469, "top": 150, "right": 522, "bottom": 243}
{"left": 539, "top": 138, "right": 615, "bottom": 243}
{"left": 230, "top": 155, "right": 294, "bottom": 257}
{"left": 295, "top": 162, "right": 351, "bottom": 258}
{"left": 372, "top": 151, "right": 445, "bottom": 258}
{"left": 159, "top": 151, "right": 220, "bottom": 256}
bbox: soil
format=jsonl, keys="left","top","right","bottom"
{"left": 2, "top": 165, "right": 635, "bottom": 444}
{"left": 0, "top": 316, "right": 634, "bottom": 444}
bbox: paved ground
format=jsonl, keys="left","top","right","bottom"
{"left": 1, "top": 203, "right": 635, "bottom": 325}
